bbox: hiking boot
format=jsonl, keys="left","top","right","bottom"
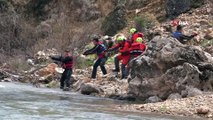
{"left": 63, "top": 87, "right": 70, "bottom": 91}
{"left": 60, "top": 86, "right": 64, "bottom": 89}
{"left": 102, "top": 74, "right": 108, "bottom": 78}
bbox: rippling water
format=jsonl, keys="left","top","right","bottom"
{"left": 0, "top": 82, "right": 201, "bottom": 120}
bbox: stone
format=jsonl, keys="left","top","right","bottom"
{"left": 167, "top": 93, "right": 182, "bottom": 100}
{"left": 204, "top": 32, "right": 213, "bottom": 40}
{"left": 196, "top": 106, "right": 210, "bottom": 114}
{"left": 80, "top": 83, "right": 101, "bottom": 95}
{"left": 145, "top": 96, "right": 162, "bottom": 103}
{"left": 187, "top": 87, "right": 203, "bottom": 97}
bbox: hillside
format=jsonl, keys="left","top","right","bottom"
{"left": 0, "top": 0, "right": 212, "bottom": 57}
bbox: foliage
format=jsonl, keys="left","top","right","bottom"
{"left": 158, "top": 105, "right": 168, "bottom": 112}
{"left": 134, "top": 14, "right": 157, "bottom": 32}
{"left": 25, "top": 0, "right": 53, "bottom": 21}
{"left": 201, "top": 39, "right": 213, "bottom": 47}
{"left": 0, "top": 0, "right": 10, "bottom": 12}
{"left": 7, "top": 55, "right": 31, "bottom": 72}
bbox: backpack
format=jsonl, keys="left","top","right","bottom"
{"left": 99, "top": 43, "right": 107, "bottom": 52}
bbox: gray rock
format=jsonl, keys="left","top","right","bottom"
{"left": 145, "top": 96, "right": 162, "bottom": 103}
{"left": 101, "top": 5, "right": 127, "bottom": 36}
{"left": 187, "top": 87, "right": 203, "bottom": 97}
{"left": 166, "top": 0, "right": 204, "bottom": 19}
{"left": 128, "top": 36, "right": 213, "bottom": 101}
{"left": 80, "top": 83, "right": 101, "bottom": 95}
{"left": 167, "top": 93, "right": 182, "bottom": 100}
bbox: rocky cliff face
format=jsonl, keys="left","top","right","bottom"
{"left": 129, "top": 36, "right": 213, "bottom": 101}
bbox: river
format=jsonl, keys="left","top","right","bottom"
{"left": 0, "top": 82, "right": 202, "bottom": 120}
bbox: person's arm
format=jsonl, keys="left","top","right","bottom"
{"left": 106, "top": 43, "right": 120, "bottom": 52}
{"left": 119, "top": 42, "right": 130, "bottom": 53}
{"left": 50, "top": 55, "right": 62, "bottom": 61}
{"left": 180, "top": 33, "right": 197, "bottom": 41}
{"left": 83, "top": 45, "right": 99, "bottom": 55}
{"left": 61, "top": 56, "right": 72, "bottom": 63}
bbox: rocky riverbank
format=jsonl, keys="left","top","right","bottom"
{"left": 119, "top": 94, "right": 213, "bottom": 119}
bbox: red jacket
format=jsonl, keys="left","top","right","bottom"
{"left": 62, "top": 53, "right": 73, "bottom": 69}
{"left": 129, "top": 42, "right": 146, "bottom": 57}
{"left": 131, "top": 32, "right": 144, "bottom": 43}
{"left": 109, "top": 40, "right": 131, "bottom": 56}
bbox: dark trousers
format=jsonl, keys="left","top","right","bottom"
{"left": 60, "top": 68, "right": 72, "bottom": 88}
{"left": 114, "top": 57, "right": 129, "bottom": 79}
{"left": 92, "top": 57, "right": 107, "bottom": 79}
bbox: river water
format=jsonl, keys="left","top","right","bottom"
{"left": 0, "top": 82, "right": 202, "bottom": 120}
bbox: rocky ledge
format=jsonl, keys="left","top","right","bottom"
{"left": 119, "top": 94, "right": 213, "bottom": 119}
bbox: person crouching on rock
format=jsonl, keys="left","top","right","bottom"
{"left": 172, "top": 25, "right": 198, "bottom": 44}
{"left": 83, "top": 36, "right": 107, "bottom": 80}
{"left": 106, "top": 36, "right": 131, "bottom": 79}
{"left": 49, "top": 48, "right": 73, "bottom": 91}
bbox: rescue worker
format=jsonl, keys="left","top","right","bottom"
{"left": 127, "top": 37, "right": 146, "bottom": 78}
{"left": 50, "top": 48, "right": 73, "bottom": 91}
{"left": 103, "top": 35, "right": 115, "bottom": 58}
{"left": 130, "top": 28, "right": 144, "bottom": 43}
{"left": 172, "top": 25, "right": 198, "bottom": 44}
{"left": 106, "top": 36, "right": 131, "bottom": 79}
{"left": 129, "top": 37, "right": 146, "bottom": 59}
{"left": 83, "top": 36, "right": 107, "bottom": 79}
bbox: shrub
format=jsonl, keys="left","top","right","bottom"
{"left": 134, "top": 14, "right": 157, "bottom": 33}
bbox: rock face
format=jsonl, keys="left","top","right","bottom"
{"left": 129, "top": 36, "right": 213, "bottom": 101}
{"left": 113, "top": 0, "right": 149, "bottom": 10}
{"left": 101, "top": 5, "right": 127, "bottom": 36}
{"left": 166, "top": 0, "right": 204, "bottom": 19}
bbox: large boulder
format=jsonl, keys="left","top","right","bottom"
{"left": 166, "top": 0, "right": 204, "bottom": 19}
{"left": 101, "top": 5, "right": 127, "bottom": 36}
{"left": 129, "top": 36, "right": 213, "bottom": 101}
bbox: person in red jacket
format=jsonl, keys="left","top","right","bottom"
{"left": 50, "top": 48, "right": 73, "bottom": 91}
{"left": 107, "top": 36, "right": 131, "bottom": 79}
{"left": 130, "top": 28, "right": 144, "bottom": 43}
{"left": 129, "top": 37, "right": 146, "bottom": 58}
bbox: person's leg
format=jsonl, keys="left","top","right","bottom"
{"left": 64, "top": 68, "right": 72, "bottom": 88}
{"left": 121, "top": 55, "right": 130, "bottom": 79}
{"left": 91, "top": 59, "right": 101, "bottom": 79}
{"left": 121, "top": 64, "right": 127, "bottom": 79}
{"left": 100, "top": 58, "right": 107, "bottom": 75}
{"left": 60, "top": 70, "right": 67, "bottom": 89}
{"left": 113, "top": 54, "right": 122, "bottom": 72}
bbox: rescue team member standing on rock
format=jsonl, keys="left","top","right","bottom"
{"left": 127, "top": 37, "right": 146, "bottom": 78}
{"left": 106, "top": 36, "right": 131, "bottom": 79}
{"left": 129, "top": 28, "right": 144, "bottom": 43}
{"left": 83, "top": 36, "right": 107, "bottom": 80}
{"left": 129, "top": 37, "right": 146, "bottom": 59}
{"left": 50, "top": 48, "right": 73, "bottom": 91}
{"left": 172, "top": 25, "right": 198, "bottom": 44}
